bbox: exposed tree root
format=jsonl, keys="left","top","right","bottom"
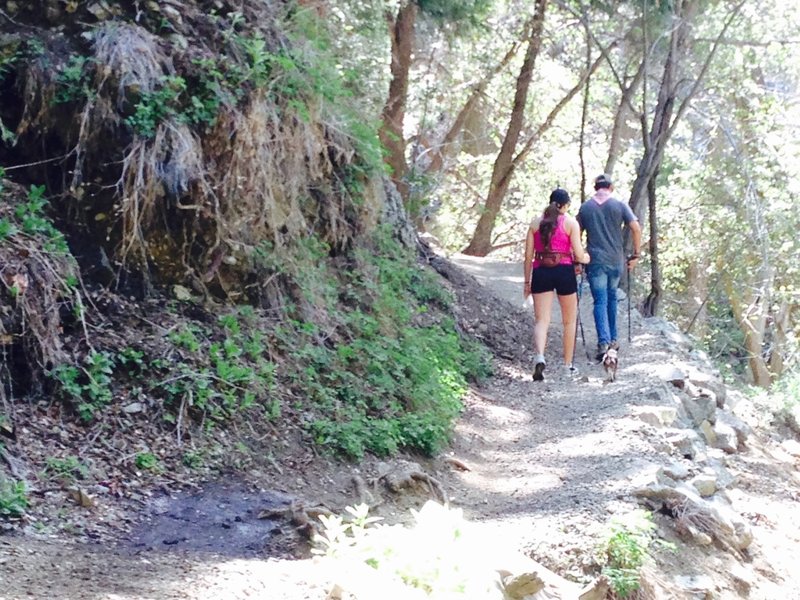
{"left": 258, "top": 500, "right": 334, "bottom": 540}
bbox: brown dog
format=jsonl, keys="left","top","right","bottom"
{"left": 602, "top": 347, "right": 619, "bottom": 382}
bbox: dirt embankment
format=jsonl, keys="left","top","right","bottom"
{"left": 1, "top": 250, "right": 800, "bottom": 600}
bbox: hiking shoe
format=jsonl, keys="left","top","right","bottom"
{"left": 567, "top": 364, "right": 580, "bottom": 377}
{"left": 609, "top": 340, "right": 620, "bottom": 351}
{"left": 595, "top": 343, "right": 609, "bottom": 362}
{"left": 533, "top": 355, "right": 546, "bottom": 382}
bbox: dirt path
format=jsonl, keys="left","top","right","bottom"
{"left": 444, "top": 252, "right": 800, "bottom": 597}
{"left": 2, "top": 252, "right": 800, "bottom": 599}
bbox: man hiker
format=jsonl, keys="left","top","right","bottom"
{"left": 576, "top": 174, "right": 642, "bottom": 361}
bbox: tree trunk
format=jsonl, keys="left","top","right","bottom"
{"left": 425, "top": 38, "right": 523, "bottom": 175}
{"left": 768, "top": 301, "right": 791, "bottom": 376}
{"left": 462, "top": 0, "right": 548, "bottom": 257}
{"left": 642, "top": 171, "right": 660, "bottom": 317}
{"left": 628, "top": 11, "right": 683, "bottom": 221}
{"left": 629, "top": 0, "right": 744, "bottom": 221}
{"left": 728, "top": 284, "right": 773, "bottom": 387}
{"left": 578, "top": 20, "right": 591, "bottom": 201}
{"left": 684, "top": 261, "right": 710, "bottom": 339}
{"left": 379, "top": 2, "right": 418, "bottom": 205}
{"left": 604, "top": 60, "right": 644, "bottom": 177}
{"left": 511, "top": 50, "right": 606, "bottom": 174}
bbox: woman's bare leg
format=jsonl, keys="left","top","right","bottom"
{"left": 558, "top": 292, "right": 578, "bottom": 366}
{"left": 533, "top": 291, "right": 554, "bottom": 357}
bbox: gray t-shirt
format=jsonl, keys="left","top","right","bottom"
{"left": 576, "top": 196, "right": 637, "bottom": 268}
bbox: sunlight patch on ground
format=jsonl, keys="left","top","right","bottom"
{"left": 459, "top": 465, "right": 564, "bottom": 496}
{"left": 544, "top": 431, "right": 637, "bottom": 457}
{"left": 459, "top": 402, "right": 534, "bottom": 444}
{"left": 181, "top": 557, "right": 333, "bottom": 599}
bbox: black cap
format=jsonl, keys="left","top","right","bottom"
{"left": 594, "top": 174, "right": 613, "bottom": 189}
{"left": 550, "top": 188, "right": 570, "bottom": 206}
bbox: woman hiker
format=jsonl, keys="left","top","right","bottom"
{"left": 524, "top": 188, "right": 590, "bottom": 381}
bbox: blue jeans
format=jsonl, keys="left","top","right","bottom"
{"left": 586, "top": 264, "right": 621, "bottom": 346}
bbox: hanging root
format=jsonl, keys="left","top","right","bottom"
{"left": 0, "top": 182, "right": 81, "bottom": 370}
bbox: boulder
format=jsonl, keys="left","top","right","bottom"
{"left": 682, "top": 393, "right": 717, "bottom": 427}
{"left": 716, "top": 411, "right": 750, "bottom": 447}
{"left": 665, "top": 428, "right": 706, "bottom": 460}
{"left": 711, "top": 421, "right": 739, "bottom": 454}
{"left": 657, "top": 364, "right": 688, "bottom": 389}
{"left": 674, "top": 574, "right": 716, "bottom": 599}
{"left": 661, "top": 462, "right": 691, "bottom": 481}
{"left": 632, "top": 406, "right": 678, "bottom": 428}
{"left": 784, "top": 403, "right": 800, "bottom": 436}
{"left": 690, "top": 473, "right": 717, "bottom": 497}
{"left": 502, "top": 572, "right": 545, "bottom": 599}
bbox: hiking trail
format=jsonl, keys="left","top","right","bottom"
{"left": 1, "top": 250, "right": 799, "bottom": 599}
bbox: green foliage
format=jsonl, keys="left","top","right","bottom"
{"left": 160, "top": 311, "right": 277, "bottom": 424}
{"left": 124, "top": 60, "right": 242, "bottom": 136}
{"left": 0, "top": 217, "right": 17, "bottom": 242}
{"left": 43, "top": 456, "right": 88, "bottom": 483}
{"left": 313, "top": 501, "right": 500, "bottom": 596}
{"left": 773, "top": 369, "right": 800, "bottom": 414}
{"left": 181, "top": 450, "right": 205, "bottom": 469}
{"left": 598, "top": 510, "right": 672, "bottom": 598}
{"left": 417, "top": 0, "right": 492, "bottom": 27}
{"left": 124, "top": 75, "right": 187, "bottom": 137}
{"left": 134, "top": 452, "right": 160, "bottom": 471}
{"left": 281, "top": 9, "right": 384, "bottom": 172}
{"left": 0, "top": 478, "right": 28, "bottom": 518}
{"left": 168, "top": 324, "right": 203, "bottom": 353}
{"left": 55, "top": 55, "right": 92, "bottom": 104}
{"left": 6, "top": 185, "right": 69, "bottom": 254}
{"left": 118, "top": 347, "right": 145, "bottom": 374}
{"left": 51, "top": 350, "right": 116, "bottom": 421}
{"left": 284, "top": 229, "right": 490, "bottom": 459}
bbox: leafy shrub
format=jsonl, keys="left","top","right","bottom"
{"left": 291, "top": 229, "right": 490, "bottom": 459}
{"left": 598, "top": 510, "right": 672, "bottom": 598}
{"left": 55, "top": 55, "right": 92, "bottom": 104}
{"left": 313, "top": 501, "right": 502, "bottom": 598}
{"left": 51, "top": 350, "right": 116, "bottom": 421}
{"left": 773, "top": 369, "right": 800, "bottom": 409}
{"left": 134, "top": 452, "right": 160, "bottom": 471}
{"left": 43, "top": 456, "right": 88, "bottom": 483}
{"left": 159, "top": 312, "right": 276, "bottom": 424}
{"left": 0, "top": 477, "right": 28, "bottom": 518}
{"left": 124, "top": 75, "right": 187, "bottom": 137}
{"left": 9, "top": 185, "right": 69, "bottom": 254}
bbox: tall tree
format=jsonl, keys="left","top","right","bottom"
{"left": 378, "top": 0, "right": 491, "bottom": 211}
{"left": 462, "top": 0, "right": 548, "bottom": 256}
{"left": 628, "top": 0, "right": 745, "bottom": 316}
{"left": 379, "top": 1, "right": 418, "bottom": 201}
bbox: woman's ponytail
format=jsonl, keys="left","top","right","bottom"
{"left": 538, "top": 189, "right": 570, "bottom": 251}
{"left": 539, "top": 201, "right": 561, "bottom": 250}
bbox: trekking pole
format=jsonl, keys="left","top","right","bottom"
{"left": 575, "top": 266, "right": 589, "bottom": 360}
{"left": 627, "top": 261, "right": 632, "bottom": 343}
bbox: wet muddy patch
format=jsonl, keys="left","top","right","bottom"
{"left": 122, "top": 479, "right": 290, "bottom": 558}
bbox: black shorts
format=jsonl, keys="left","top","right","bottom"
{"left": 530, "top": 264, "right": 577, "bottom": 296}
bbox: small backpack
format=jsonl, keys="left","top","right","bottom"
{"left": 535, "top": 251, "right": 568, "bottom": 268}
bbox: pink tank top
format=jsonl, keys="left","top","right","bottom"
{"left": 533, "top": 215, "right": 572, "bottom": 268}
